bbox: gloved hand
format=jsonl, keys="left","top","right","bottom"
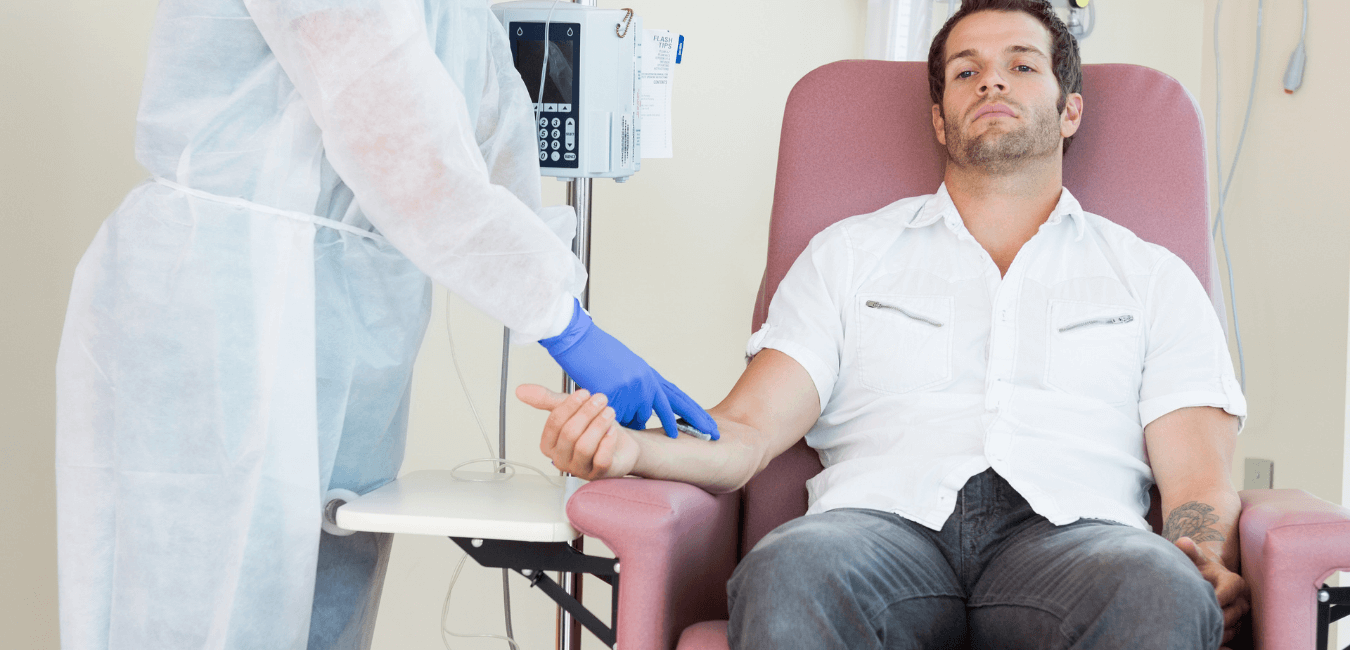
{"left": 540, "top": 299, "right": 719, "bottom": 440}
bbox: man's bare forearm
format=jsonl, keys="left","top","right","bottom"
{"left": 626, "top": 349, "right": 822, "bottom": 493}
{"left": 628, "top": 416, "right": 772, "bottom": 494}
{"left": 1145, "top": 406, "right": 1243, "bottom": 572}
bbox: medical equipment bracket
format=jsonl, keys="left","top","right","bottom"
{"left": 452, "top": 537, "right": 620, "bottom": 647}
{"left": 1317, "top": 584, "right": 1350, "bottom": 650}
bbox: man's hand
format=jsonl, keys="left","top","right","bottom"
{"left": 517, "top": 384, "right": 640, "bottom": 480}
{"left": 1175, "top": 536, "right": 1249, "bottom": 648}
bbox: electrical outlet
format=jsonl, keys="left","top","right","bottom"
{"left": 1243, "top": 458, "right": 1274, "bottom": 490}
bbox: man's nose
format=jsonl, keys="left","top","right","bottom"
{"left": 979, "top": 71, "right": 1008, "bottom": 94}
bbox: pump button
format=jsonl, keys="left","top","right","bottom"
{"left": 565, "top": 135, "right": 575, "bottom": 151}
{"left": 564, "top": 153, "right": 576, "bottom": 162}
{"left": 539, "top": 151, "right": 547, "bottom": 161}
{"left": 559, "top": 103, "right": 572, "bottom": 113}
{"left": 565, "top": 118, "right": 575, "bottom": 134}
{"left": 551, "top": 151, "right": 560, "bottom": 161}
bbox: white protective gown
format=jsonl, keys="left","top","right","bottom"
{"left": 54, "top": 1, "right": 585, "bottom": 648}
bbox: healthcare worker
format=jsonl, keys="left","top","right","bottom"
{"left": 54, "top": 1, "right": 717, "bottom": 648}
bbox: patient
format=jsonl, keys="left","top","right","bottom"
{"left": 519, "top": 1, "right": 1248, "bottom": 647}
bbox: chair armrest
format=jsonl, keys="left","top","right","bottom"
{"left": 568, "top": 478, "right": 740, "bottom": 650}
{"left": 1239, "top": 489, "right": 1350, "bottom": 650}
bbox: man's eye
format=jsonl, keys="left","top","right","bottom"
{"left": 1014, "top": 65, "right": 1034, "bottom": 72}
{"left": 955, "top": 70, "right": 975, "bottom": 80}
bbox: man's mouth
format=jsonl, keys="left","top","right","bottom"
{"left": 971, "top": 103, "right": 1017, "bottom": 121}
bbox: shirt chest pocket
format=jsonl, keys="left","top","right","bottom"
{"left": 1045, "top": 300, "right": 1144, "bottom": 405}
{"left": 856, "top": 295, "right": 954, "bottom": 394}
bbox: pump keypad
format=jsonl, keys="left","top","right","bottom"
{"left": 532, "top": 104, "right": 578, "bottom": 168}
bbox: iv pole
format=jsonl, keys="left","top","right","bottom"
{"left": 558, "top": 174, "right": 591, "bottom": 650}
{"left": 561, "top": 6, "right": 596, "bottom": 649}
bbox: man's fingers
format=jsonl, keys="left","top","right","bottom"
{"left": 538, "top": 388, "right": 591, "bottom": 457}
{"left": 555, "top": 392, "right": 609, "bottom": 463}
{"left": 1213, "top": 574, "right": 1246, "bottom": 607}
{"left": 516, "top": 383, "right": 568, "bottom": 411}
{"left": 591, "top": 420, "right": 619, "bottom": 476}
{"left": 1222, "top": 601, "right": 1246, "bottom": 631}
{"left": 570, "top": 406, "right": 616, "bottom": 475}
{"left": 1173, "top": 537, "right": 1208, "bottom": 568}
{"left": 1217, "top": 577, "right": 1250, "bottom": 630}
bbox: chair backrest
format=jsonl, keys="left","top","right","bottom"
{"left": 740, "top": 61, "right": 1213, "bottom": 558}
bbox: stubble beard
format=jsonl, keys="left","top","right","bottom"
{"left": 944, "top": 98, "right": 1063, "bottom": 175}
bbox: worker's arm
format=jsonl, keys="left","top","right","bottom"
{"left": 1144, "top": 405, "right": 1247, "bottom": 646}
{"left": 517, "top": 349, "right": 821, "bottom": 493}
{"left": 243, "top": 0, "right": 583, "bottom": 341}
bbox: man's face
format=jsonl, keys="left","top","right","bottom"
{"left": 932, "top": 10, "right": 1082, "bottom": 173}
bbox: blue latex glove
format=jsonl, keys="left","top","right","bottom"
{"left": 540, "top": 299, "right": 719, "bottom": 440}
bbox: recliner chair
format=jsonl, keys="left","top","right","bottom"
{"left": 564, "top": 61, "right": 1350, "bottom": 650}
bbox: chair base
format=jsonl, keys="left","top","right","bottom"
{"left": 452, "top": 537, "right": 620, "bottom": 648}
{"left": 1318, "top": 585, "right": 1350, "bottom": 650}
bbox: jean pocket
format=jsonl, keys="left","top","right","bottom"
{"left": 1045, "top": 300, "right": 1143, "bottom": 405}
{"left": 856, "top": 295, "right": 954, "bottom": 394}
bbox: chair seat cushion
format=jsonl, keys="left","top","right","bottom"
{"left": 676, "top": 620, "right": 729, "bottom": 650}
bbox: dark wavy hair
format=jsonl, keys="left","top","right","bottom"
{"left": 927, "top": 0, "right": 1082, "bottom": 151}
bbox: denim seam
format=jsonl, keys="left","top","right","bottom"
{"left": 967, "top": 598, "right": 1075, "bottom": 645}
{"left": 865, "top": 591, "right": 966, "bottom": 629}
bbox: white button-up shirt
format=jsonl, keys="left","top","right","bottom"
{"left": 748, "top": 185, "right": 1246, "bottom": 531}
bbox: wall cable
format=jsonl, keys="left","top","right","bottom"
{"left": 1210, "top": 0, "right": 1263, "bottom": 391}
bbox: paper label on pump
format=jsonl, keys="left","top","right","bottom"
{"left": 640, "top": 29, "right": 678, "bottom": 159}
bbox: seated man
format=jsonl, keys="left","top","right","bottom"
{"left": 519, "top": 0, "right": 1248, "bottom": 647}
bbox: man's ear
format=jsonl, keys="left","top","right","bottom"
{"left": 932, "top": 104, "right": 947, "bottom": 146}
{"left": 1060, "top": 92, "right": 1083, "bottom": 139}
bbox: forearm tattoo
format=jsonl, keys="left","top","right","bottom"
{"left": 1161, "top": 501, "right": 1226, "bottom": 543}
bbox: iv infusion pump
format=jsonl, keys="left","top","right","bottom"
{"left": 492, "top": 1, "right": 642, "bottom": 180}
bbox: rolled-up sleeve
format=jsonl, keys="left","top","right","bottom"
{"left": 747, "top": 226, "right": 852, "bottom": 415}
{"left": 1138, "top": 253, "right": 1247, "bottom": 430}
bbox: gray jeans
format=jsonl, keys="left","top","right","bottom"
{"left": 727, "top": 469, "right": 1223, "bottom": 649}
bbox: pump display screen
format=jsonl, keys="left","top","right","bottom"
{"left": 514, "top": 38, "right": 575, "bottom": 104}
{"left": 507, "top": 21, "right": 580, "bottom": 170}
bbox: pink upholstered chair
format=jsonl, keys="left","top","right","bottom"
{"left": 564, "top": 62, "right": 1350, "bottom": 650}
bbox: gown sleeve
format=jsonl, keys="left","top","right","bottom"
{"left": 243, "top": 0, "right": 584, "bottom": 340}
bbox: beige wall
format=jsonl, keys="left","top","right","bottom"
{"left": 1201, "top": 0, "right": 1348, "bottom": 504}
{"left": 3, "top": 0, "right": 1342, "bottom": 648}
{"left": 1, "top": 2, "right": 160, "bottom": 648}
